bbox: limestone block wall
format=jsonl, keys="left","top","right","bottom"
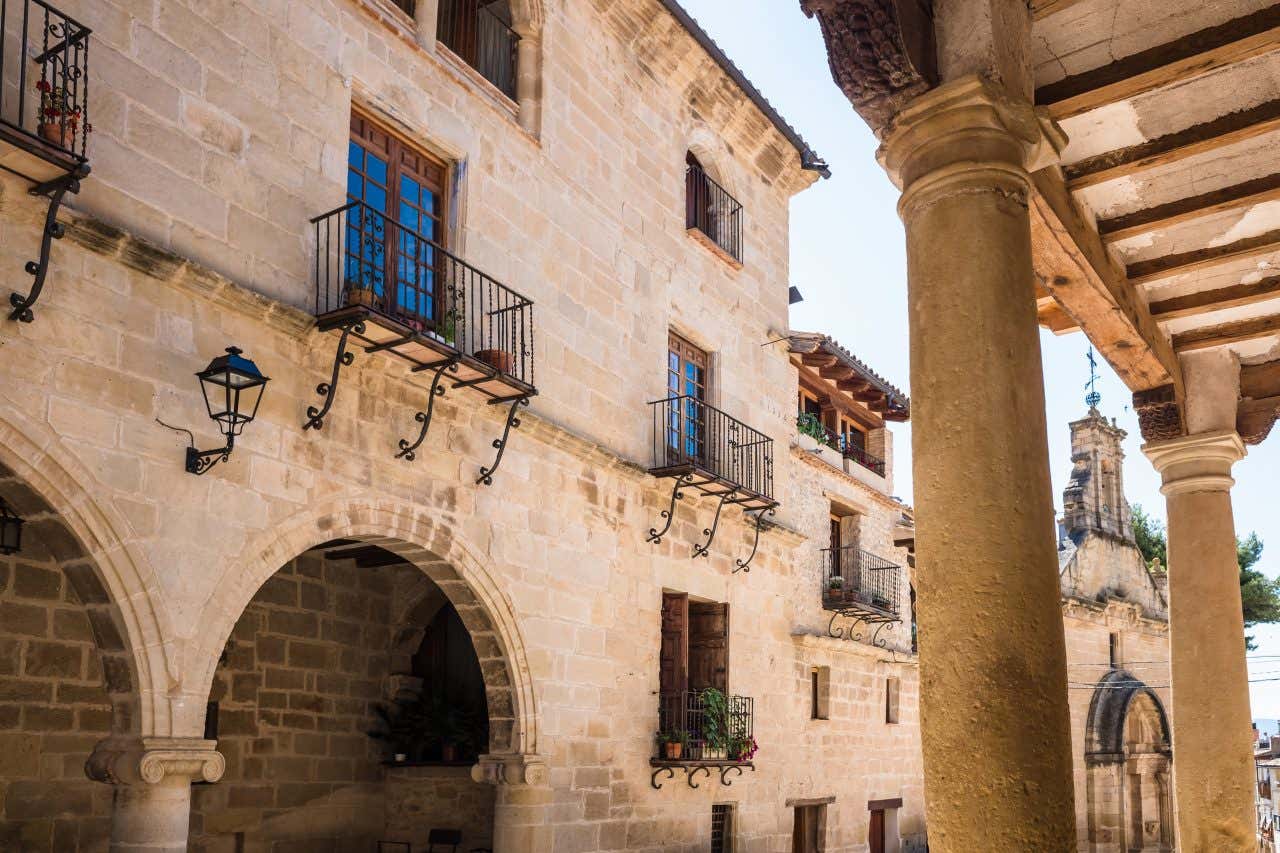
{"left": 384, "top": 765, "right": 495, "bottom": 852}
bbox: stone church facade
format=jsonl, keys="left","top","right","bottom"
{"left": 0, "top": 1, "right": 928, "bottom": 851}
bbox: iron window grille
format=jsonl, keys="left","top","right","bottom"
{"left": 711, "top": 803, "right": 734, "bottom": 853}
{"left": 311, "top": 198, "right": 534, "bottom": 387}
{"left": 436, "top": 0, "right": 520, "bottom": 100}
{"left": 656, "top": 690, "right": 753, "bottom": 762}
{"left": 821, "top": 546, "right": 901, "bottom": 620}
{"left": 649, "top": 395, "right": 774, "bottom": 504}
{"left": 0, "top": 0, "right": 90, "bottom": 166}
{"left": 686, "top": 159, "right": 743, "bottom": 262}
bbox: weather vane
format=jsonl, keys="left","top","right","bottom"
{"left": 1085, "top": 347, "right": 1101, "bottom": 409}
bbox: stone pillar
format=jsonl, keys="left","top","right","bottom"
{"left": 1143, "top": 431, "right": 1254, "bottom": 852}
{"left": 878, "top": 75, "right": 1075, "bottom": 850}
{"left": 87, "top": 736, "right": 225, "bottom": 853}
{"left": 472, "top": 752, "right": 551, "bottom": 852}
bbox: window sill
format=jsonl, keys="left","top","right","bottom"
{"left": 686, "top": 226, "right": 743, "bottom": 271}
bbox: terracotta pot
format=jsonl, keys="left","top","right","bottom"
{"left": 346, "top": 287, "right": 379, "bottom": 309}
{"left": 38, "top": 121, "right": 74, "bottom": 149}
{"left": 664, "top": 742, "right": 682, "bottom": 760}
{"left": 474, "top": 348, "right": 514, "bottom": 375}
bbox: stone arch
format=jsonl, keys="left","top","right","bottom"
{"left": 189, "top": 495, "right": 539, "bottom": 756}
{"left": 685, "top": 125, "right": 738, "bottom": 198}
{"left": 1085, "top": 670, "right": 1170, "bottom": 758}
{"left": 0, "top": 406, "right": 172, "bottom": 736}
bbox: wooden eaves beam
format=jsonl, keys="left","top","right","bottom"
{"left": 1036, "top": 8, "right": 1280, "bottom": 120}
{"left": 1238, "top": 358, "right": 1280, "bottom": 445}
{"left": 1028, "top": 168, "right": 1179, "bottom": 391}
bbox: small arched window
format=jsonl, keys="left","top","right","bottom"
{"left": 685, "top": 151, "right": 743, "bottom": 262}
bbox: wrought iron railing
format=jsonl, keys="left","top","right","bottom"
{"left": 656, "top": 690, "right": 753, "bottom": 762}
{"left": 311, "top": 199, "right": 534, "bottom": 386}
{"left": 650, "top": 395, "right": 774, "bottom": 500}
{"left": 821, "top": 546, "right": 901, "bottom": 618}
{"left": 797, "top": 414, "right": 886, "bottom": 477}
{"left": 686, "top": 160, "right": 742, "bottom": 262}
{"left": 437, "top": 0, "right": 519, "bottom": 100}
{"left": 0, "top": 0, "right": 90, "bottom": 163}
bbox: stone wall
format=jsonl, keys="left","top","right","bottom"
{"left": 384, "top": 765, "right": 494, "bottom": 852}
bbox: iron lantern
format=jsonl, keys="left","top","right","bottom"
{"left": 0, "top": 497, "right": 24, "bottom": 555}
{"left": 186, "top": 346, "right": 270, "bottom": 475}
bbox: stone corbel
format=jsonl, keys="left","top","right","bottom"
{"left": 86, "top": 737, "right": 225, "bottom": 787}
{"left": 470, "top": 752, "right": 547, "bottom": 787}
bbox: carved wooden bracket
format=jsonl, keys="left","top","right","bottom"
{"left": 800, "top": 0, "right": 938, "bottom": 133}
{"left": 1132, "top": 385, "right": 1185, "bottom": 442}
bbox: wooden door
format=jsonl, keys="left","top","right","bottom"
{"left": 868, "top": 810, "right": 885, "bottom": 853}
{"left": 688, "top": 601, "right": 728, "bottom": 692}
{"left": 792, "top": 806, "right": 823, "bottom": 853}
{"left": 666, "top": 332, "right": 710, "bottom": 465}
{"left": 659, "top": 593, "right": 688, "bottom": 697}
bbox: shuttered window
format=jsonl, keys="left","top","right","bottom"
{"left": 659, "top": 592, "right": 728, "bottom": 694}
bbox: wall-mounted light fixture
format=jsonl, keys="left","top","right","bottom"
{"left": 0, "top": 497, "right": 24, "bottom": 555}
{"left": 186, "top": 347, "right": 270, "bottom": 475}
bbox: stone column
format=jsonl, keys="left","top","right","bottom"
{"left": 878, "top": 75, "right": 1075, "bottom": 851}
{"left": 473, "top": 752, "right": 551, "bottom": 852}
{"left": 1143, "top": 431, "right": 1254, "bottom": 852}
{"left": 87, "top": 736, "right": 225, "bottom": 853}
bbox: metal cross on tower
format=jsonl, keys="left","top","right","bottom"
{"left": 1085, "top": 347, "right": 1102, "bottom": 409}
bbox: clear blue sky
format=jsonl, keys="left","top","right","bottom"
{"left": 679, "top": 0, "right": 1280, "bottom": 715}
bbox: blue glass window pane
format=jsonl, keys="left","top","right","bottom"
{"left": 347, "top": 172, "right": 363, "bottom": 200}
{"left": 400, "top": 175, "right": 419, "bottom": 204}
{"left": 367, "top": 155, "right": 387, "bottom": 185}
{"left": 365, "top": 184, "right": 387, "bottom": 213}
{"left": 348, "top": 141, "right": 363, "bottom": 170}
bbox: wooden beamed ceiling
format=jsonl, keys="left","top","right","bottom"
{"left": 1238, "top": 358, "right": 1280, "bottom": 443}
{"left": 790, "top": 341, "right": 909, "bottom": 421}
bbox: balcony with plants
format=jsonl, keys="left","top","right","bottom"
{"left": 821, "top": 545, "right": 903, "bottom": 647}
{"left": 651, "top": 688, "right": 756, "bottom": 789}
{"left": 796, "top": 412, "right": 886, "bottom": 477}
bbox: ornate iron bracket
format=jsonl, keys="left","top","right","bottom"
{"left": 692, "top": 488, "right": 738, "bottom": 559}
{"left": 476, "top": 395, "right": 530, "bottom": 485}
{"left": 8, "top": 170, "right": 85, "bottom": 323}
{"left": 647, "top": 473, "right": 695, "bottom": 544}
{"left": 396, "top": 357, "right": 460, "bottom": 461}
{"left": 827, "top": 611, "right": 899, "bottom": 648}
{"left": 303, "top": 319, "right": 365, "bottom": 431}
{"left": 734, "top": 507, "right": 776, "bottom": 574}
{"left": 650, "top": 762, "right": 754, "bottom": 790}
{"left": 186, "top": 443, "right": 232, "bottom": 476}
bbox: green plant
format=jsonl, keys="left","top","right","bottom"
{"left": 368, "top": 693, "right": 480, "bottom": 761}
{"left": 827, "top": 576, "right": 844, "bottom": 589}
{"left": 796, "top": 413, "right": 827, "bottom": 443}
{"left": 439, "top": 306, "right": 459, "bottom": 345}
{"left": 699, "top": 688, "right": 731, "bottom": 754}
{"left": 728, "top": 734, "right": 758, "bottom": 762}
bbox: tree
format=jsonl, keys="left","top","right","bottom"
{"left": 1131, "top": 505, "right": 1280, "bottom": 651}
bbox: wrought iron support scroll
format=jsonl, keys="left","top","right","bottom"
{"left": 828, "top": 611, "right": 898, "bottom": 648}
{"left": 9, "top": 170, "right": 85, "bottom": 322}
{"left": 720, "top": 763, "right": 754, "bottom": 786}
{"left": 396, "top": 357, "right": 460, "bottom": 461}
{"left": 692, "top": 489, "right": 737, "bottom": 559}
{"left": 303, "top": 319, "right": 364, "bottom": 431}
{"left": 650, "top": 762, "right": 754, "bottom": 790}
{"left": 734, "top": 507, "right": 776, "bottom": 574}
{"left": 647, "top": 473, "right": 694, "bottom": 544}
{"left": 476, "top": 395, "right": 530, "bottom": 485}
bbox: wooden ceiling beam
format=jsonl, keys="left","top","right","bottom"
{"left": 836, "top": 377, "right": 871, "bottom": 393}
{"left": 1238, "top": 394, "right": 1280, "bottom": 444}
{"left": 1064, "top": 99, "right": 1280, "bottom": 190}
{"left": 1242, "top": 359, "right": 1280, "bottom": 399}
{"left": 819, "top": 364, "right": 857, "bottom": 381}
{"left": 1127, "top": 229, "right": 1280, "bottom": 286}
{"left": 1036, "top": 8, "right": 1280, "bottom": 120}
{"left": 1173, "top": 313, "right": 1280, "bottom": 352}
{"left": 1029, "top": 169, "right": 1178, "bottom": 390}
{"left": 1149, "top": 276, "right": 1280, "bottom": 322}
{"left": 1099, "top": 173, "right": 1280, "bottom": 244}
{"left": 800, "top": 353, "right": 839, "bottom": 368}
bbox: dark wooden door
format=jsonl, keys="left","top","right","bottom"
{"left": 792, "top": 806, "right": 822, "bottom": 853}
{"left": 659, "top": 592, "right": 688, "bottom": 696}
{"left": 688, "top": 601, "right": 728, "bottom": 691}
{"left": 869, "top": 809, "right": 885, "bottom": 853}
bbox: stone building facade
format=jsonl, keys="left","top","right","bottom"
{"left": 0, "top": 1, "right": 926, "bottom": 851}
{"left": 1058, "top": 410, "right": 1173, "bottom": 852}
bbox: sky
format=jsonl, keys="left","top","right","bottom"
{"left": 678, "top": 0, "right": 1280, "bottom": 716}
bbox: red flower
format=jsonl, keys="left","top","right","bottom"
{"left": 35, "top": 80, "right": 50, "bottom": 93}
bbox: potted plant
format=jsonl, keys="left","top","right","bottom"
{"left": 827, "top": 576, "right": 845, "bottom": 595}
{"left": 345, "top": 282, "right": 380, "bottom": 310}
{"left": 796, "top": 413, "right": 826, "bottom": 452}
{"left": 699, "top": 688, "right": 731, "bottom": 757}
{"left": 727, "top": 735, "right": 758, "bottom": 762}
{"left": 657, "top": 729, "right": 686, "bottom": 760}
{"left": 35, "top": 81, "right": 88, "bottom": 149}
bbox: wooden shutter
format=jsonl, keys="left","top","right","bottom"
{"left": 659, "top": 592, "right": 688, "bottom": 696}
{"left": 688, "top": 601, "right": 729, "bottom": 692}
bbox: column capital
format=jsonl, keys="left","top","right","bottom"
{"left": 1142, "top": 430, "right": 1245, "bottom": 496}
{"left": 877, "top": 75, "right": 1066, "bottom": 197}
{"left": 86, "top": 736, "right": 225, "bottom": 787}
{"left": 471, "top": 752, "right": 547, "bottom": 787}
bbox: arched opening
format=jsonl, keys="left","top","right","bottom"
{"left": 1084, "top": 671, "right": 1172, "bottom": 852}
{"left": 0, "top": 460, "right": 140, "bottom": 851}
{"left": 191, "top": 539, "right": 509, "bottom": 852}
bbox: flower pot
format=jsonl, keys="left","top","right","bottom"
{"left": 346, "top": 287, "right": 379, "bottom": 309}
{"left": 38, "top": 121, "right": 74, "bottom": 149}
{"left": 664, "top": 742, "right": 682, "bottom": 760}
{"left": 393, "top": 752, "right": 407, "bottom": 763}
{"left": 474, "top": 348, "right": 513, "bottom": 375}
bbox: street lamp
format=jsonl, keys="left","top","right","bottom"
{"left": 186, "top": 347, "right": 270, "bottom": 475}
{"left": 0, "top": 497, "right": 24, "bottom": 555}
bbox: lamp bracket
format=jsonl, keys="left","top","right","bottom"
{"left": 186, "top": 441, "right": 233, "bottom": 476}
{"left": 8, "top": 169, "right": 84, "bottom": 323}
{"left": 303, "top": 318, "right": 365, "bottom": 431}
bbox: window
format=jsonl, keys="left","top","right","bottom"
{"left": 811, "top": 666, "right": 830, "bottom": 720}
{"left": 685, "top": 151, "right": 743, "bottom": 262}
{"left": 660, "top": 592, "right": 729, "bottom": 696}
{"left": 885, "top": 677, "right": 900, "bottom": 725}
{"left": 436, "top": 0, "right": 520, "bottom": 99}
{"left": 666, "top": 332, "right": 710, "bottom": 463}
{"left": 347, "top": 112, "right": 449, "bottom": 329}
{"left": 829, "top": 508, "right": 860, "bottom": 581}
{"left": 792, "top": 804, "right": 826, "bottom": 853}
{"left": 389, "top": 0, "right": 415, "bottom": 14}
{"left": 711, "top": 803, "right": 735, "bottom": 853}
{"left": 1109, "top": 632, "right": 1123, "bottom": 669}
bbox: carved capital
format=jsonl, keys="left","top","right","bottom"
{"left": 1132, "top": 385, "right": 1184, "bottom": 443}
{"left": 86, "top": 737, "right": 225, "bottom": 787}
{"left": 800, "top": 0, "right": 937, "bottom": 134}
{"left": 1142, "top": 430, "right": 1245, "bottom": 496}
{"left": 470, "top": 752, "right": 547, "bottom": 787}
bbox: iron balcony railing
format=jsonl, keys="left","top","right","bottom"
{"left": 656, "top": 690, "right": 754, "bottom": 762}
{"left": 0, "top": 0, "right": 90, "bottom": 164}
{"left": 821, "top": 545, "right": 901, "bottom": 618}
{"left": 437, "top": 0, "right": 519, "bottom": 100}
{"left": 650, "top": 395, "right": 774, "bottom": 500}
{"left": 311, "top": 199, "right": 534, "bottom": 386}
{"left": 686, "top": 160, "right": 742, "bottom": 262}
{"left": 797, "top": 414, "right": 886, "bottom": 477}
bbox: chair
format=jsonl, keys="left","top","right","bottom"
{"left": 427, "top": 828, "right": 462, "bottom": 853}
{"left": 378, "top": 844, "right": 412, "bottom": 853}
